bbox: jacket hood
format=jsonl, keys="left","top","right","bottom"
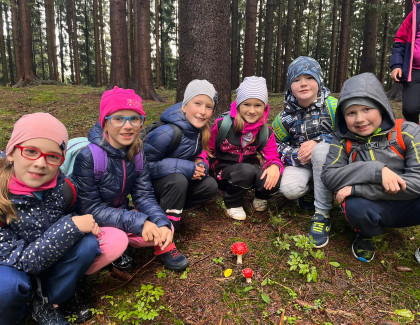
{"left": 160, "top": 102, "right": 203, "bottom": 137}
{"left": 336, "top": 72, "right": 395, "bottom": 139}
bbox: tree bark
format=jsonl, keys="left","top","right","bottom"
{"left": 0, "top": 4, "right": 8, "bottom": 85}
{"left": 263, "top": 0, "right": 275, "bottom": 91}
{"left": 58, "top": 2, "right": 65, "bottom": 83}
{"left": 99, "top": 0, "right": 108, "bottom": 85}
{"left": 282, "top": 0, "right": 295, "bottom": 91}
{"left": 44, "top": 0, "right": 59, "bottom": 81}
{"left": 315, "top": 0, "right": 323, "bottom": 61}
{"left": 328, "top": 0, "right": 338, "bottom": 90}
{"left": 294, "top": 0, "right": 303, "bottom": 57}
{"left": 177, "top": 0, "right": 231, "bottom": 115}
{"left": 360, "top": 0, "right": 379, "bottom": 74}
{"left": 66, "top": 0, "right": 75, "bottom": 84}
{"left": 109, "top": 0, "right": 129, "bottom": 88}
{"left": 93, "top": 0, "right": 102, "bottom": 86}
{"left": 379, "top": 0, "right": 389, "bottom": 84}
{"left": 11, "top": 0, "right": 21, "bottom": 81}
{"left": 155, "top": 0, "right": 161, "bottom": 88}
{"left": 256, "top": 0, "right": 263, "bottom": 76}
{"left": 4, "top": 3, "right": 15, "bottom": 84}
{"left": 243, "top": 0, "right": 258, "bottom": 78}
{"left": 275, "top": 0, "right": 283, "bottom": 93}
{"left": 136, "top": 0, "right": 161, "bottom": 100}
{"left": 335, "top": 0, "right": 351, "bottom": 92}
{"left": 83, "top": 0, "right": 91, "bottom": 85}
{"left": 71, "top": 0, "right": 81, "bottom": 85}
{"left": 231, "top": 0, "right": 239, "bottom": 90}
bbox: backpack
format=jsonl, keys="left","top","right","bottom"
{"left": 60, "top": 137, "right": 143, "bottom": 181}
{"left": 140, "top": 122, "right": 183, "bottom": 155}
{"left": 272, "top": 97, "right": 338, "bottom": 142}
{"left": 215, "top": 113, "right": 269, "bottom": 151}
{"left": 345, "top": 119, "right": 406, "bottom": 162}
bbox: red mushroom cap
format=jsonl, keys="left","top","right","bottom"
{"left": 242, "top": 268, "right": 253, "bottom": 278}
{"left": 231, "top": 242, "right": 248, "bottom": 255}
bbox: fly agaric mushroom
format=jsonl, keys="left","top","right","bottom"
{"left": 231, "top": 242, "right": 248, "bottom": 264}
{"left": 242, "top": 268, "right": 253, "bottom": 283}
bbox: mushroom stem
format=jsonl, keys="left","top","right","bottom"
{"left": 245, "top": 277, "right": 252, "bottom": 284}
{"left": 237, "top": 254, "right": 243, "bottom": 264}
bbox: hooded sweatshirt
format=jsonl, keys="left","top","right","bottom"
{"left": 321, "top": 72, "right": 420, "bottom": 201}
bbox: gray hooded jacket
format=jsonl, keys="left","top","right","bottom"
{"left": 321, "top": 72, "right": 420, "bottom": 200}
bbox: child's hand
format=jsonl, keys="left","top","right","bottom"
{"left": 382, "top": 167, "right": 406, "bottom": 194}
{"left": 142, "top": 220, "right": 162, "bottom": 246}
{"left": 298, "top": 140, "right": 318, "bottom": 165}
{"left": 72, "top": 214, "right": 97, "bottom": 234}
{"left": 91, "top": 223, "right": 101, "bottom": 236}
{"left": 391, "top": 68, "right": 402, "bottom": 82}
{"left": 157, "top": 226, "right": 173, "bottom": 251}
{"left": 261, "top": 164, "right": 280, "bottom": 190}
{"left": 336, "top": 186, "right": 352, "bottom": 204}
{"left": 192, "top": 163, "right": 206, "bottom": 180}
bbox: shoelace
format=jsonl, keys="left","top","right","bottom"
{"left": 311, "top": 221, "right": 325, "bottom": 234}
{"left": 170, "top": 248, "right": 180, "bottom": 258}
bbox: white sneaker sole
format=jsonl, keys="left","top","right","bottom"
{"left": 225, "top": 210, "right": 246, "bottom": 221}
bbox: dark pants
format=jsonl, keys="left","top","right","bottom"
{"left": 342, "top": 196, "right": 420, "bottom": 237}
{"left": 402, "top": 69, "right": 420, "bottom": 123}
{"left": 153, "top": 173, "right": 218, "bottom": 221}
{"left": 0, "top": 234, "right": 100, "bottom": 325}
{"left": 216, "top": 163, "right": 280, "bottom": 209}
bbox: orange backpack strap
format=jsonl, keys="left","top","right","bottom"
{"left": 388, "top": 119, "right": 406, "bottom": 159}
{"left": 345, "top": 139, "right": 358, "bottom": 162}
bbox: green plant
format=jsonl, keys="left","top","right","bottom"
{"left": 212, "top": 256, "right": 224, "bottom": 264}
{"left": 156, "top": 269, "right": 169, "bottom": 279}
{"left": 180, "top": 267, "right": 190, "bottom": 279}
{"left": 274, "top": 234, "right": 324, "bottom": 282}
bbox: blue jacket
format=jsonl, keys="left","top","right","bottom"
{"left": 72, "top": 123, "right": 171, "bottom": 235}
{"left": 0, "top": 173, "right": 87, "bottom": 274}
{"left": 144, "top": 102, "right": 206, "bottom": 180}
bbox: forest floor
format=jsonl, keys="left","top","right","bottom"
{"left": 0, "top": 85, "right": 419, "bottom": 325}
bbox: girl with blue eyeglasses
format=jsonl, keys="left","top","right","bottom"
{"left": 72, "top": 87, "right": 189, "bottom": 273}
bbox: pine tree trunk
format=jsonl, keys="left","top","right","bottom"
{"left": 72, "top": 0, "right": 81, "bottom": 85}
{"left": 275, "top": 0, "right": 283, "bottom": 93}
{"left": 66, "top": 0, "right": 75, "bottom": 84}
{"left": 335, "top": 0, "right": 351, "bottom": 92}
{"left": 83, "top": 0, "right": 91, "bottom": 85}
{"left": 155, "top": 0, "right": 161, "bottom": 88}
{"left": 231, "top": 0, "right": 239, "bottom": 90}
{"left": 256, "top": 0, "right": 263, "bottom": 76}
{"left": 109, "top": 0, "right": 129, "bottom": 88}
{"left": 11, "top": 0, "right": 21, "bottom": 82}
{"left": 360, "top": 0, "right": 379, "bottom": 73}
{"left": 44, "top": 0, "right": 59, "bottom": 81}
{"left": 93, "top": 0, "right": 102, "bottom": 86}
{"left": 243, "top": 0, "right": 258, "bottom": 78}
{"left": 136, "top": 0, "right": 161, "bottom": 100}
{"left": 328, "top": 0, "right": 338, "bottom": 90}
{"left": 315, "top": 0, "right": 322, "bottom": 60}
{"left": 4, "top": 4, "right": 15, "bottom": 84}
{"left": 58, "top": 3, "right": 65, "bottom": 83}
{"left": 0, "top": 4, "right": 8, "bottom": 85}
{"left": 379, "top": 0, "right": 389, "bottom": 84}
{"left": 36, "top": 1, "right": 46, "bottom": 80}
{"left": 159, "top": 2, "right": 165, "bottom": 87}
{"left": 294, "top": 0, "right": 302, "bottom": 57}
{"left": 282, "top": 0, "right": 295, "bottom": 91}
{"left": 263, "top": 0, "right": 275, "bottom": 91}
{"left": 177, "top": 0, "right": 231, "bottom": 115}
{"left": 99, "top": 0, "right": 108, "bottom": 85}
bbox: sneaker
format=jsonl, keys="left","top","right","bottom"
{"left": 252, "top": 198, "right": 268, "bottom": 212}
{"left": 32, "top": 294, "right": 70, "bottom": 325}
{"left": 415, "top": 247, "right": 420, "bottom": 264}
{"left": 308, "top": 213, "right": 330, "bottom": 248}
{"left": 352, "top": 234, "right": 375, "bottom": 263}
{"left": 61, "top": 277, "right": 93, "bottom": 324}
{"left": 297, "top": 191, "right": 315, "bottom": 211}
{"left": 158, "top": 248, "right": 189, "bottom": 271}
{"left": 225, "top": 207, "right": 246, "bottom": 220}
{"left": 111, "top": 253, "right": 135, "bottom": 271}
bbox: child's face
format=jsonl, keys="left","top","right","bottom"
{"left": 290, "top": 74, "right": 319, "bottom": 108}
{"left": 104, "top": 109, "right": 143, "bottom": 149}
{"left": 7, "top": 138, "right": 62, "bottom": 188}
{"left": 238, "top": 98, "right": 265, "bottom": 124}
{"left": 344, "top": 104, "right": 382, "bottom": 136}
{"left": 182, "top": 95, "right": 213, "bottom": 129}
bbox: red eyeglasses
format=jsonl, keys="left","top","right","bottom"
{"left": 15, "top": 145, "right": 65, "bottom": 166}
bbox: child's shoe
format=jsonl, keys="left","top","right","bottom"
{"left": 415, "top": 247, "right": 420, "bottom": 264}
{"left": 158, "top": 247, "right": 189, "bottom": 271}
{"left": 352, "top": 234, "right": 375, "bottom": 262}
{"left": 308, "top": 212, "right": 330, "bottom": 248}
{"left": 297, "top": 191, "right": 315, "bottom": 211}
{"left": 252, "top": 198, "right": 268, "bottom": 211}
{"left": 61, "top": 277, "right": 93, "bottom": 323}
{"left": 225, "top": 207, "right": 246, "bottom": 220}
{"left": 111, "top": 253, "right": 135, "bottom": 271}
{"left": 32, "top": 293, "right": 70, "bottom": 325}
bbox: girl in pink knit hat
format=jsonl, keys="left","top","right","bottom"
{"left": 0, "top": 113, "right": 101, "bottom": 324}
{"left": 72, "top": 87, "right": 189, "bottom": 274}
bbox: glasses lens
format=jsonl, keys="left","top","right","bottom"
{"left": 110, "top": 116, "right": 125, "bottom": 127}
{"left": 21, "top": 147, "right": 41, "bottom": 159}
{"left": 129, "top": 116, "right": 144, "bottom": 126}
{"left": 45, "top": 154, "right": 64, "bottom": 166}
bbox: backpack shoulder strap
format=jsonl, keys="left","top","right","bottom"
{"left": 87, "top": 143, "right": 108, "bottom": 182}
{"left": 345, "top": 139, "right": 358, "bottom": 162}
{"left": 63, "top": 178, "right": 77, "bottom": 210}
{"left": 388, "top": 118, "right": 406, "bottom": 159}
{"left": 272, "top": 114, "right": 291, "bottom": 142}
{"left": 216, "top": 115, "right": 233, "bottom": 149}
{"left": 133, "top": 152, "right": 144, "bottom": 172}
{"left": 166, "top": 123, "right": 183, "bottom": 155}
{"left": 325, "top": 96, "right": 338, "bottom": 131}
{"left": 257, "top": 124, "right": 269, "bottom": 151}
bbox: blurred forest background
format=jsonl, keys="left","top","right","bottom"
{"left": 0, "top": 0, "right": 409, "bottom": 113}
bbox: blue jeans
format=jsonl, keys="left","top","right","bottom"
{"left": 0, "top": 233, "right": 100, "bottom": 324}
{"left": 343, "top": 196, "right": 420, "bottom": 237}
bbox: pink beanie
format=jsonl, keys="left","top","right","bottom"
{"left": 99, "top": 86, "right": 146, "bottom": 128}
{"left": 6, "top": 112, "right": 68, "bottom": 155}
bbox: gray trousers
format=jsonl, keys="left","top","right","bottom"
{"left": 279, "top": 142, "right": 333, "bottom": 214}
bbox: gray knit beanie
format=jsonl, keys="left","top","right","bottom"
{"left": 236, "top": 76, "right": 268, "bottom": 107}
{"left": 182, "top": 79, "right": 218, "bottom": 110}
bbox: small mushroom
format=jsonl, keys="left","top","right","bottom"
{"left": 242, "top": 268, "right": 253, "bottom": 283}
{"left": 231, "top": 242, "right": 248, "bottom": 264}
